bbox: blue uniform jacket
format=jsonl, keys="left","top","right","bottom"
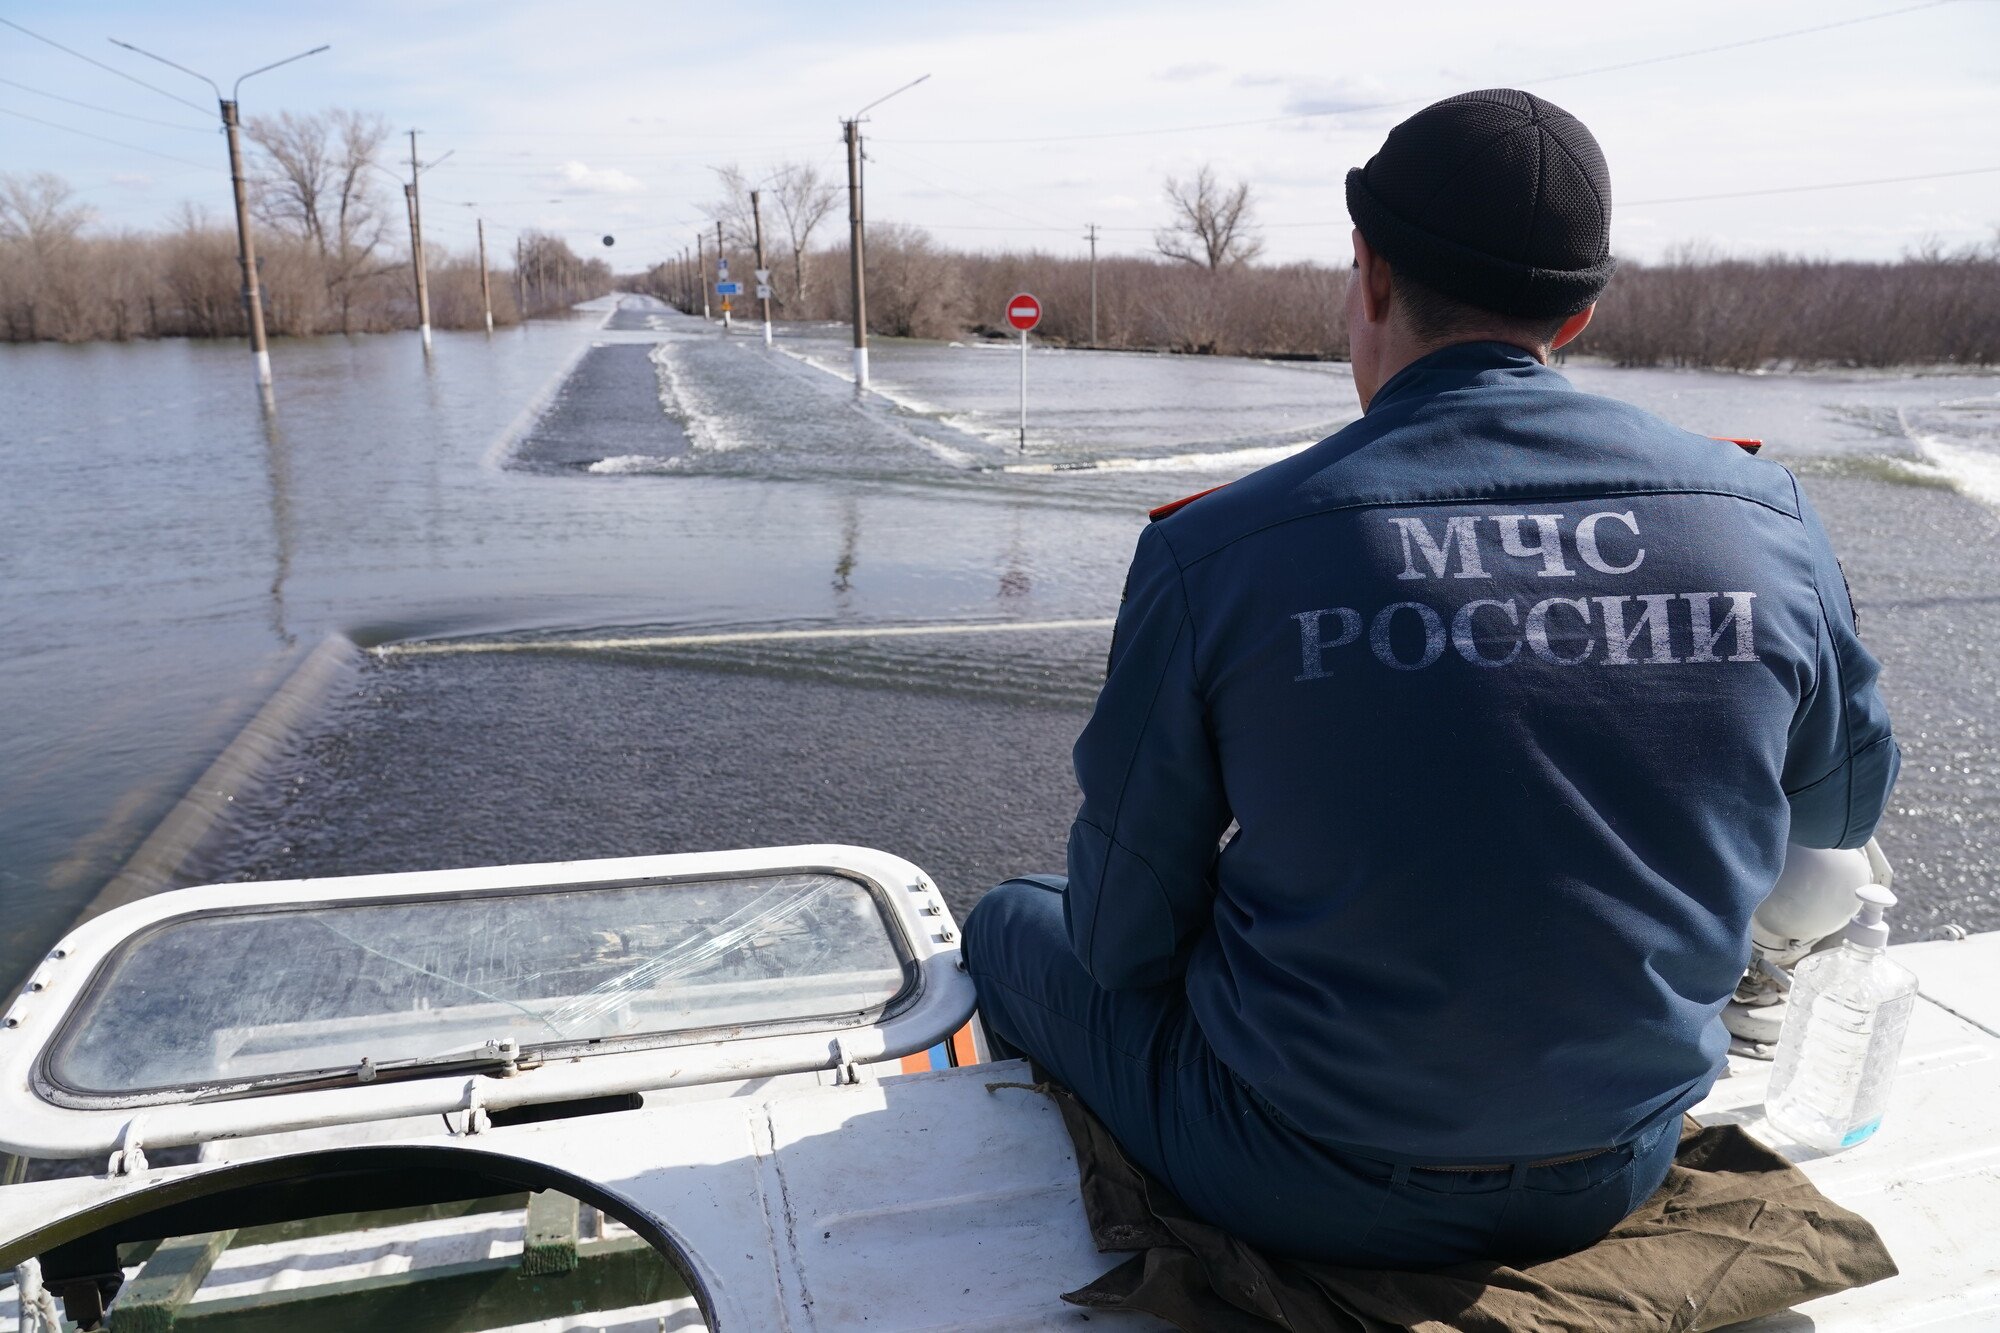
{"left": 1066, "top": 341, "right": 1899, "bottom": 1163}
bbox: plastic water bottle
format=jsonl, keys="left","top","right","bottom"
{"left": 1764, "top": 884, "right": 1918, "bottom": 1152}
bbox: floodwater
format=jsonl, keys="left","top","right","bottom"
{"left": 3, "top": 294, "right": 1998, "bottom": 995}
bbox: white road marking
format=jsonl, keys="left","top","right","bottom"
{"left": 375, "top": 618, "right": 1117, "bottom": 657}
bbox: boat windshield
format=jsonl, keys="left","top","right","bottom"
{"left": 44, "top": 871, "right": 913, "bottom": 1098}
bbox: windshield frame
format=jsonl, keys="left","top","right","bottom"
{"left": 0, "top": 845, "right": 974, "bottom": 1157}
{"left": 35, "top": 866, "right": 922, "bottom": 1109}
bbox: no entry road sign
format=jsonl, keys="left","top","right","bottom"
{"left": 1007, "top": 292, "right": 1041, "bottom": 451}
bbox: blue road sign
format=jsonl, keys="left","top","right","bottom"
{"left": 716, "top": 281, "right": 743, "bottom": 295}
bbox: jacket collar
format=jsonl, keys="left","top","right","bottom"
{"left": 1365, "top": 340, "right": 1570, "bottom": 416}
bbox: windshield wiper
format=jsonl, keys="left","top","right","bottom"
{"left": 193, "top": 1037, "right": 542, "bottom": 1102}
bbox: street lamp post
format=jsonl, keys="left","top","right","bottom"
{"left": 110, "top": 39, "right": 329, "bottom": 390}
{"left": 841, "top": 73, "right": 928, "bottom": 390}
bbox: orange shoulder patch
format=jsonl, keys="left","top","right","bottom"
{"left": 1713, "top": 436, "right": 1763, "bottom": 454}
{"left": 1148, "top": 484, "right": 1228, "bottom": 522}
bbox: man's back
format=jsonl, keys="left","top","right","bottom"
{"left": 967, "top": 89, "right": 1898, "bottom": 1266}
{"left": 1067, "top": 341, "right": 1898, "bottom": 1161}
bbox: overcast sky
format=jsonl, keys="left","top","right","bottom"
{"left": 4, "top": 0, "right": 1997, "bottom": 270}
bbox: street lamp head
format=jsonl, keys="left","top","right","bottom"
{"left": 854, "top": 72, "right": 931, "bottom": 121}
{"left": 108, "top": 38, "right": 221, "bottom": 102}
{"left": 232, "top": 44, "right": 329, "bottom": 101}
{"left": 107, "top": 38, "right": 329, "bottom": 105}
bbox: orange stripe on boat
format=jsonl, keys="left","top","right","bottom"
{"left": 1148, "top": 484, "right": 1227, "bottom": 522}
{"left": 1713, "top": 436, "right": 1763, "bottom": 454}
{"left": 948, "top": 1023, "right": 980, "bottom": 1067}
{"left": 899, "top": 1052, "right": 931, "bottom": 1075}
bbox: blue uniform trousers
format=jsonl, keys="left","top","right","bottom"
{"left": 963, "top": 876, "right": 1680, "bottom": 1268}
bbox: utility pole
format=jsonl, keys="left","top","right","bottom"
{"left": 110, "top": 38, "right": 329, "bottom": 391}
{"left": 838, "top": 75, "right": 927, "bottom": 390}
{"left": 476, "top": 218, "right": 494, "bottom": 334}
{"left": 842, "top": 117, "right": 868, "bottom": 387}
{"left": 697, "top": 233, "right": 710, "bottom": 321}
{"left": 717, "top": 219, "right": 730, "bottom": 333}
{"left": 405, "top": 130, "right": 434, "bottom": 351}
{"left": 222, "top": 100, "right": 271, "bottom": 386}
{"left": 1085, "top": 223, "right": 1100, "bottom": 348}
{"left": 751, "top": 188, "right": 772, "bottom": 347}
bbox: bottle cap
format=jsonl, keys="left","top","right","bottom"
{"left": 1839, "top": 883, "right": 1897, "bottom": 951}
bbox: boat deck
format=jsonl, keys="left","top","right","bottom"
{"left": 1706, "top": 934, "right": 2000, "bottom": 1330}
{"left": 7, "top": 932, "right": 1999, "bottom": 1330}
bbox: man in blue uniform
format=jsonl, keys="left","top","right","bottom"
{"left": 962, "top": 89, "right": 1898, "bottom": 1267}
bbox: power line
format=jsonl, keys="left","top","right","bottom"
{"left": 445, "top": 145, "right": 827, "bottom": 163}
{"left": 864, "top": 143, "right": 1073, "bottom": 232}
{"left": 419, "top": 127, "right": 835, "bottom": 142}
{"left": 0, "top": 75, "right": 213, "bottom": 131}
{"left": 874, "top": 0, "right": 1961, "bottom": 146}
{"left": 429, "top": 193, "right": 690, "bottom": 207}
{"left": 873, "top": 219, "right": 1072, "bottom": 232}
{"left": 0, "top": 16, "right": 211, "bottom": 114}
{"left": 1530, "top": 0, "right": 1958, "bottom": 87}
{"left": 0, "top": 106, "right": 215, "bottom": 169}
{"left": 1626, "top": 164, "right": 2000, "bottom": 206}
{"left": 872, "top": 162, "right": 2000, "bottom": 238}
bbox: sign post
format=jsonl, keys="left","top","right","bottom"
{"left": 1006, "top": 292, "right": 1041, "bottom": 452}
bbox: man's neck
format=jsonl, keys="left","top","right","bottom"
{"left": 1359, "top": 333, "right": 1550, "bottom": 412}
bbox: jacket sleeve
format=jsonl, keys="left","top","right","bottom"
{"left": 1065, "top": 524, "right": 1232, "bottom": 989}
{"left": 1782, "top": 489, "right": 1900, "bottom": 849}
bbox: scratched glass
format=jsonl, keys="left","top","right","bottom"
{"left": 46, "top": 872, "right": 911, "bottom": 1097}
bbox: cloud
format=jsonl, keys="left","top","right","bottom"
{"left": 550, "top": 161, "right": 645, "bottom": 195}
{"left": 1280, "top": 75, "right": 1396, "bottom": 117}
{"left": 1159, "top": 61, "right": 1222, "bottom": 82}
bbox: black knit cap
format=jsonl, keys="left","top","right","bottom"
{"left": 1345, "top": 89, "right": 1613, "bottom": 319}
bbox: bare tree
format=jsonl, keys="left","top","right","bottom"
{"left": 158, "top": 203, "right": 242, "bottom": 337}
{"left": 248, "top": 109, "right": 393, "bottom": 331}
{"left": 704, "top": 162, "right": 839, "bottom": 308}
{"left": 1155, "top": 165, "right": 1263, "bottom": 270}
{"left": 703, "top": 164, "right": 758, "bottom": 251}
{"left": 0, "top": 171, "right": 92, "bottom": 247}
{"left": 863, "top": 223, "right": 960, "bottom": 338}
{"left": 769, "top": 161, "right": 839, "bottom": 306}
{"left": 516, "top": 230, "right": 614, "bottom": 317}
{"left": 0, "top": 172, "right": 94, "bottom": 339}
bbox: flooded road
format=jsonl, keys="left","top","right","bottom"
{"left": 4, "top": 294, "right": 1998, "bottom": 992}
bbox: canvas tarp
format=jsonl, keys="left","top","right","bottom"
{"left": 1026, "top": 1079, "right": 1898, "bottom": 1333}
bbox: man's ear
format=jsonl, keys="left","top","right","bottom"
{"left": 1354, "top": 230, "right": 1393, "bottom": 324}
{"left": 1551, "top": 304, "right": 1594, "bottom": 350}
